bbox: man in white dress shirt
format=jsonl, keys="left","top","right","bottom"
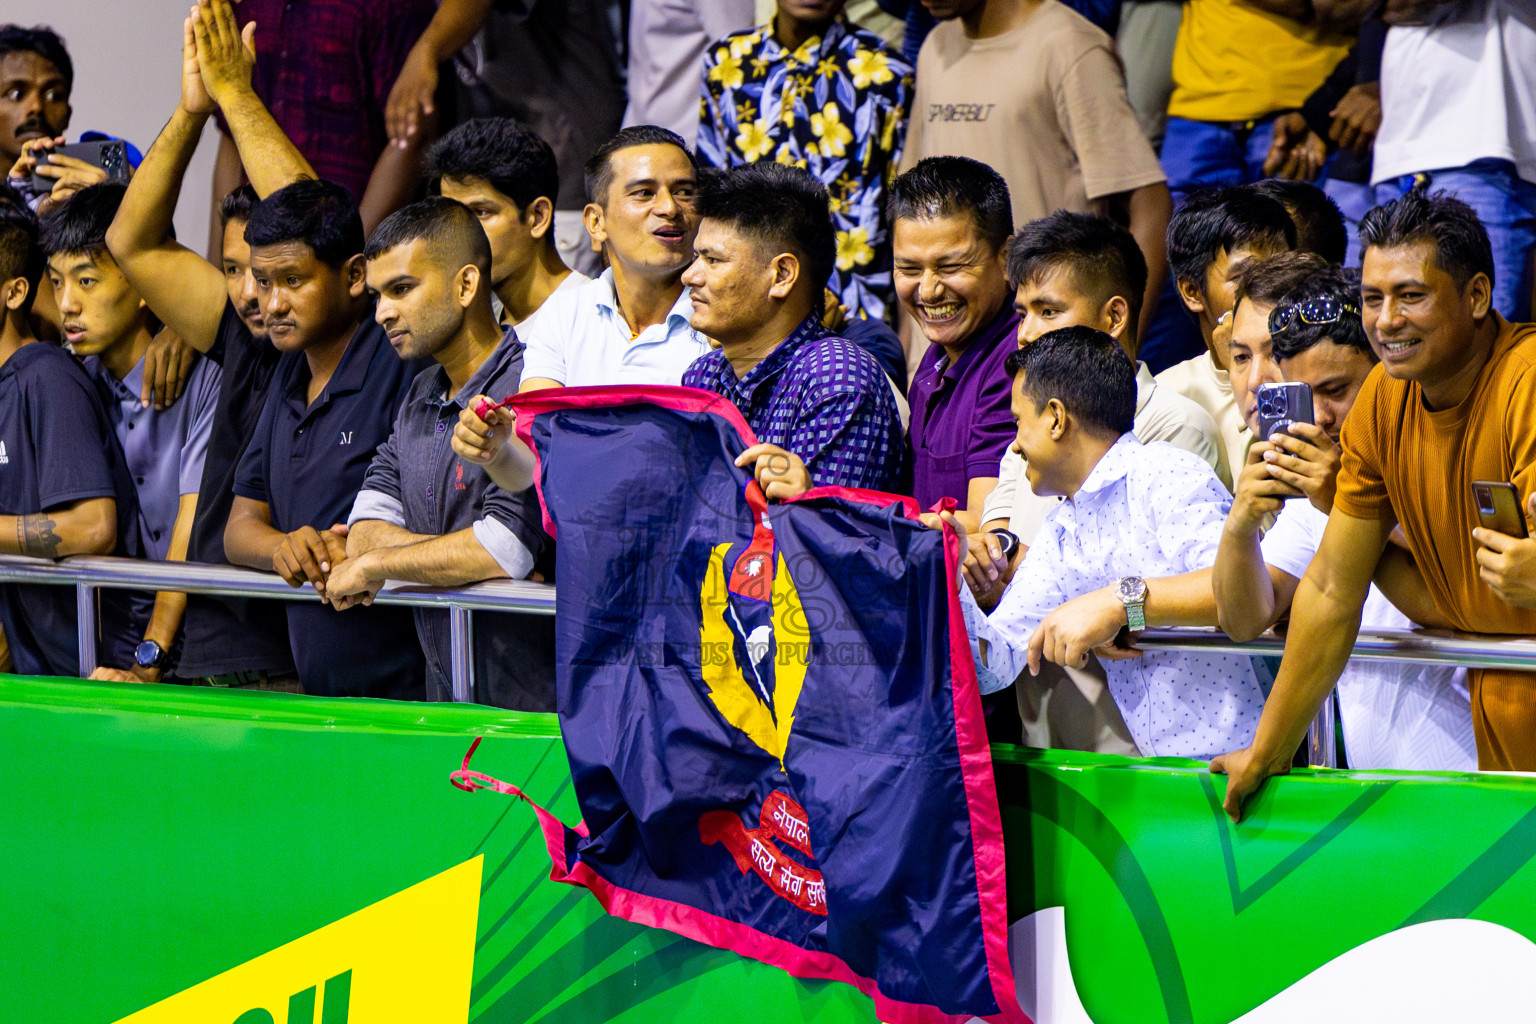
{"left": 950, "top": 325, "right": 1267, "bottom": 760}
{"left": 966, "top": 211, "right": 1223, "bottom": 752}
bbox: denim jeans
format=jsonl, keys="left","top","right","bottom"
{"left": 1160, "top": 114, "right": 1282, "bottom": 204}
{"left": 1375, "top": 159, "right": 1536, "bottom": 322}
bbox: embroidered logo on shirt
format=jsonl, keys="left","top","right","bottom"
{"left": 929, "top": 103, "right": 995, "bottom": 122}
{"left": 454, "top": 461, "right": 466, "bottom": 492}
{"left": 339, "top": 431, "right": 354, "bottom": 445}
{"left": 0, "top": 440, "right": 8, "bottom": 465}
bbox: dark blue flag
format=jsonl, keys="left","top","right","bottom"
{"left": 454, "top": 386, "right": 1023, "bottom": 1023}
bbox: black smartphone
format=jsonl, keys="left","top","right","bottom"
{"left": 1473, "top": 480, "right": 1528, "bottom": 538}
{"left": 1256, "top": 381, "right": 1315, "bottom": 444}
{"left": 30, "top": 140, "right": 131, "bottom": 193}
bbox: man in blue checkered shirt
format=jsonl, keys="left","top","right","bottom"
{"left": 679, "top": 163, "right": 904, "bottom": 500}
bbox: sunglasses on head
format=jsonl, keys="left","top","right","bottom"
{"left": 1268, "top": 297, "right": 1361, "bottom": 335}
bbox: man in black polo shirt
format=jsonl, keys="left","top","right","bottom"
{"left": 325, "top": 197, "right": 555, "bottom": 709}
{"left": 102, "top": 4, "right": 318, "bottom": 688}
{"left": 223, "top": 180, "right": 427, "bottom": 699}
{"left": 0, "top": 196, "right": 141, "bottom": 676}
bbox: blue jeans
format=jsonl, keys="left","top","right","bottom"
{"left": 1160, "top": 114, "right": 1281, "bottom": 204}
{"left": 1374, "top": 160, "right": 1536, "bottom": 322}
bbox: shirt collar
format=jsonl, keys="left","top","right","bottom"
{"left": 282, "top": 316, "right": 376, "bottom": 404}
{"left": 434, "top": 328, "right": 522, "bottom": 410}
{"left": 726, "top": 315, "right": 826, "bottom": 403}
{"left": 937, "top": 304, "right": 1017, "bottom": 383}
{"left": 89, "top": 355, "right": 146, "bottom": 402}
{"left": 593, "top": 268, "right": 694, "bottom": 334}
{"left": 1072, "top": 433, "right": 1141, "bottom": 503}
{"left": 1135, "top": 361, "right": 1155, "bottom": 416}
{"left": 762, "top": 16, "right": 849, "bottom": 65}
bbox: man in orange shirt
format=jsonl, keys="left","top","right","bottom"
{"left": 1213, "top": 187, "right": 1536, "bottom": 820}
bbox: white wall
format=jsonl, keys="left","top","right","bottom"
{"left": 9, "top": 0, "right": 218, "bottom": 252}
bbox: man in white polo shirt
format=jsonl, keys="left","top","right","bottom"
{"left": 516, "top": 124, "right": 710, "bottom": 391}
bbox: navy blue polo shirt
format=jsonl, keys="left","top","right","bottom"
{"left": 180, "top": 302, "right": 294, "bottom": 678}
{"left": 0, "top": 343, "right": 145, "bottom": 676}
{"left": 233, "top": 316, "right": 429, "bottom": 698}
{"left": 349, "top": 330, "right": 556, "bottom": 710}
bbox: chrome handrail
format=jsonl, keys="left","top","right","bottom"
{"left": 6, "top": 554, "right": 1528, "bottom": 767}
{"left": 0, "top": 553, "right": 555, "bottom": 703}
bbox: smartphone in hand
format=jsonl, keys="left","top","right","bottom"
{"left": 30, "top": 140, "right": 130, "bottom": 193}
{"left": 1473, "top": 480, "right": 1529, "bottom": 539}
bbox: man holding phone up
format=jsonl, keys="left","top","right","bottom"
{"left": 1214, "top": 188, "right": 1536, "bottom": 818}
{"left": 1212, "top": 261, "right": 1476, "bottom": 772}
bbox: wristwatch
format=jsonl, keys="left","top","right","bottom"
{"left": 988, "top": 528, "right": 1020, "bottom": 563}
{"left": 1116, "top": 576, "right": 1148, "bottom": 632}
{"left": 135, "top": 639, "right": 169, "bottom": 670}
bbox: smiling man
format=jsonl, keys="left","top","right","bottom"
{"left": 1214, "top": 188, "right": 1536, "bottom": 819}
{"left": 324, "top": 197, "right": 554, "bottom": 710}
{"left": 680, "top": 162, "right": 902, "bottom": 497}
{"left": 222, "top": 179, "right": 427, "bottom": 699}
{"left": 450, "top": 125, "right": 712, "bottom": 490}
{"left": 891, "top": 156, "right": 1017, "bottom": 516}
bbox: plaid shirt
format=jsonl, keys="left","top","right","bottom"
{"left": 682, "top": 316, "right": 902, "bottom": 491}
{"left": 233, "top": 0, "right": 434, "bottom": 203}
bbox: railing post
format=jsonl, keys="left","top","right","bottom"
{"left": 1307, "top": 690, "right": 1338, "bottom": 767}
{"left": 75, "top": 582, "right": 97, "bottom": 676}
{"left": 449, "top": 605, "right": 475, "bottom": 703}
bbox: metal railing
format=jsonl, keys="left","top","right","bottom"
{"left": 0, "top": 553, "right": 554, "bottom": 703}
{"left": 8, "top": 554, "right": 1536, "bottom": 765}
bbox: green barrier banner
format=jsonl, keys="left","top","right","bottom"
{"left": 3, "top": 675, "right": 1535, "bottom": 1023}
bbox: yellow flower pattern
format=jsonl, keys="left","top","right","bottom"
{"left": 698, "top": 18, "right": 913, "bottom": 320}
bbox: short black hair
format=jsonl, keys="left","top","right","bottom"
{"left": 0, "top": 196, "right": 42, "bottom": 313}
{"left": 1005, "top": 325, "right": 1135, "bottom": 437}
{"left": 583, "top": 124, "right": 696, "bottom": 206}
{"left": 1167, "top": 187, "right": 1297, "bottom": 291}
{"left": 695, "top": 163, "right": 836, "bottom": 296}
{"left": 887, "top": 156, "right": 1013, "bottom": 251}
{"left": 244, "top": 179, "right": 364, "bottom": 268}
{"left": 1271, "top": 265, "right": 1372, "bottom": 363}
{"left": 364, "top": 195, "right": 492, "bottom": 275}
{"left": 1246, "top": 179, "right": 1348, "bottom": 266}
{"left": 1006, "top": 211, "right": 1148, "bottom": 322}
{"left": 1359, "top": 185, "right": 1495, "bottom": 290}
{"left": 219, "top": 183, "right": 258, "bottom": 228}
{"left": 427, "top": 117, "right": 561, "bottom": 214}
{"left": 0, "top": 25, "right": 73, "bottom": 92}
{"left": 39, "top": 180, "right": 124, "bottom": 258}
{"left": 1231, "top": 251, "right": 1332, "bottom": 313}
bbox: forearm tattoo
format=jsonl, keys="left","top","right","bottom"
{"left": 16, "top": 514, "right": 62, "bottom": 558}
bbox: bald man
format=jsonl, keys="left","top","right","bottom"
{"left": 326, "top": 196, "right": 555, "bottom": 711}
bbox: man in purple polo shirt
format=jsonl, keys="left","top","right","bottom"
{"left": 679, "top": 163, "right": 902, "bottom": 499}
{"left": 892, "top": 157, "right": 1018, "bottom": 520}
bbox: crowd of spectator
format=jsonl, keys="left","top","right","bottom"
{"left": 1, "top": 0, "right": 1534, "bottom": 816}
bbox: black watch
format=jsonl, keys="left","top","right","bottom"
{"left": 135, "top": 640, "right": 169, "bottom": 670}
{"left": 988, "top": 528, "right": 1020, "bottom": 563}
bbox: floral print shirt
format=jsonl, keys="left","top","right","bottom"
{"left": 698, "top": 18, "right": 914, "bottom": 321}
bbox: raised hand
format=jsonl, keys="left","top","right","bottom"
{"left": 191, "top": 0, "right": 258, "bottom": 108}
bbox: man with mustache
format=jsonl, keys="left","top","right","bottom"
{"left": 104, "top": 2, "right": 316, "bottom": 689}
{"left": 0, "top": 26, "right": 70, "bottom": 173}
{"left": 325, "top": 197, "right": 555, "bottom": 710}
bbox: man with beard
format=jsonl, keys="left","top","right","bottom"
{"left": 222, "top": 179, "right": 427, "bottom": 699}
{"left": 104, "top": 6, "right": 316, "bottom": 688}
{"left": 324, "top": 197, "right": 555, "bottom": 710}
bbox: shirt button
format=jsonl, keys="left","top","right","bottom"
{"left": 136, "top": 476, "right": 144, "bottom": 484}
{"left": 437, "top": 422, "right": 446, "bottom": 433}
{"left": 152, "top": 530, "right": 161, "bottom": 541}
{"left": 427, "top": 487, "right": 434, "bottom": 498}
{"left": 127, "top": 422, "right": 134, "bottom": 430}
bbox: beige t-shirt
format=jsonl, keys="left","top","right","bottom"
{"left": 1155, "top": 350, "right": 1246, "bottom": 491}
{"left": 903, "top": 1, "right": 1166, "bottom": 223}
